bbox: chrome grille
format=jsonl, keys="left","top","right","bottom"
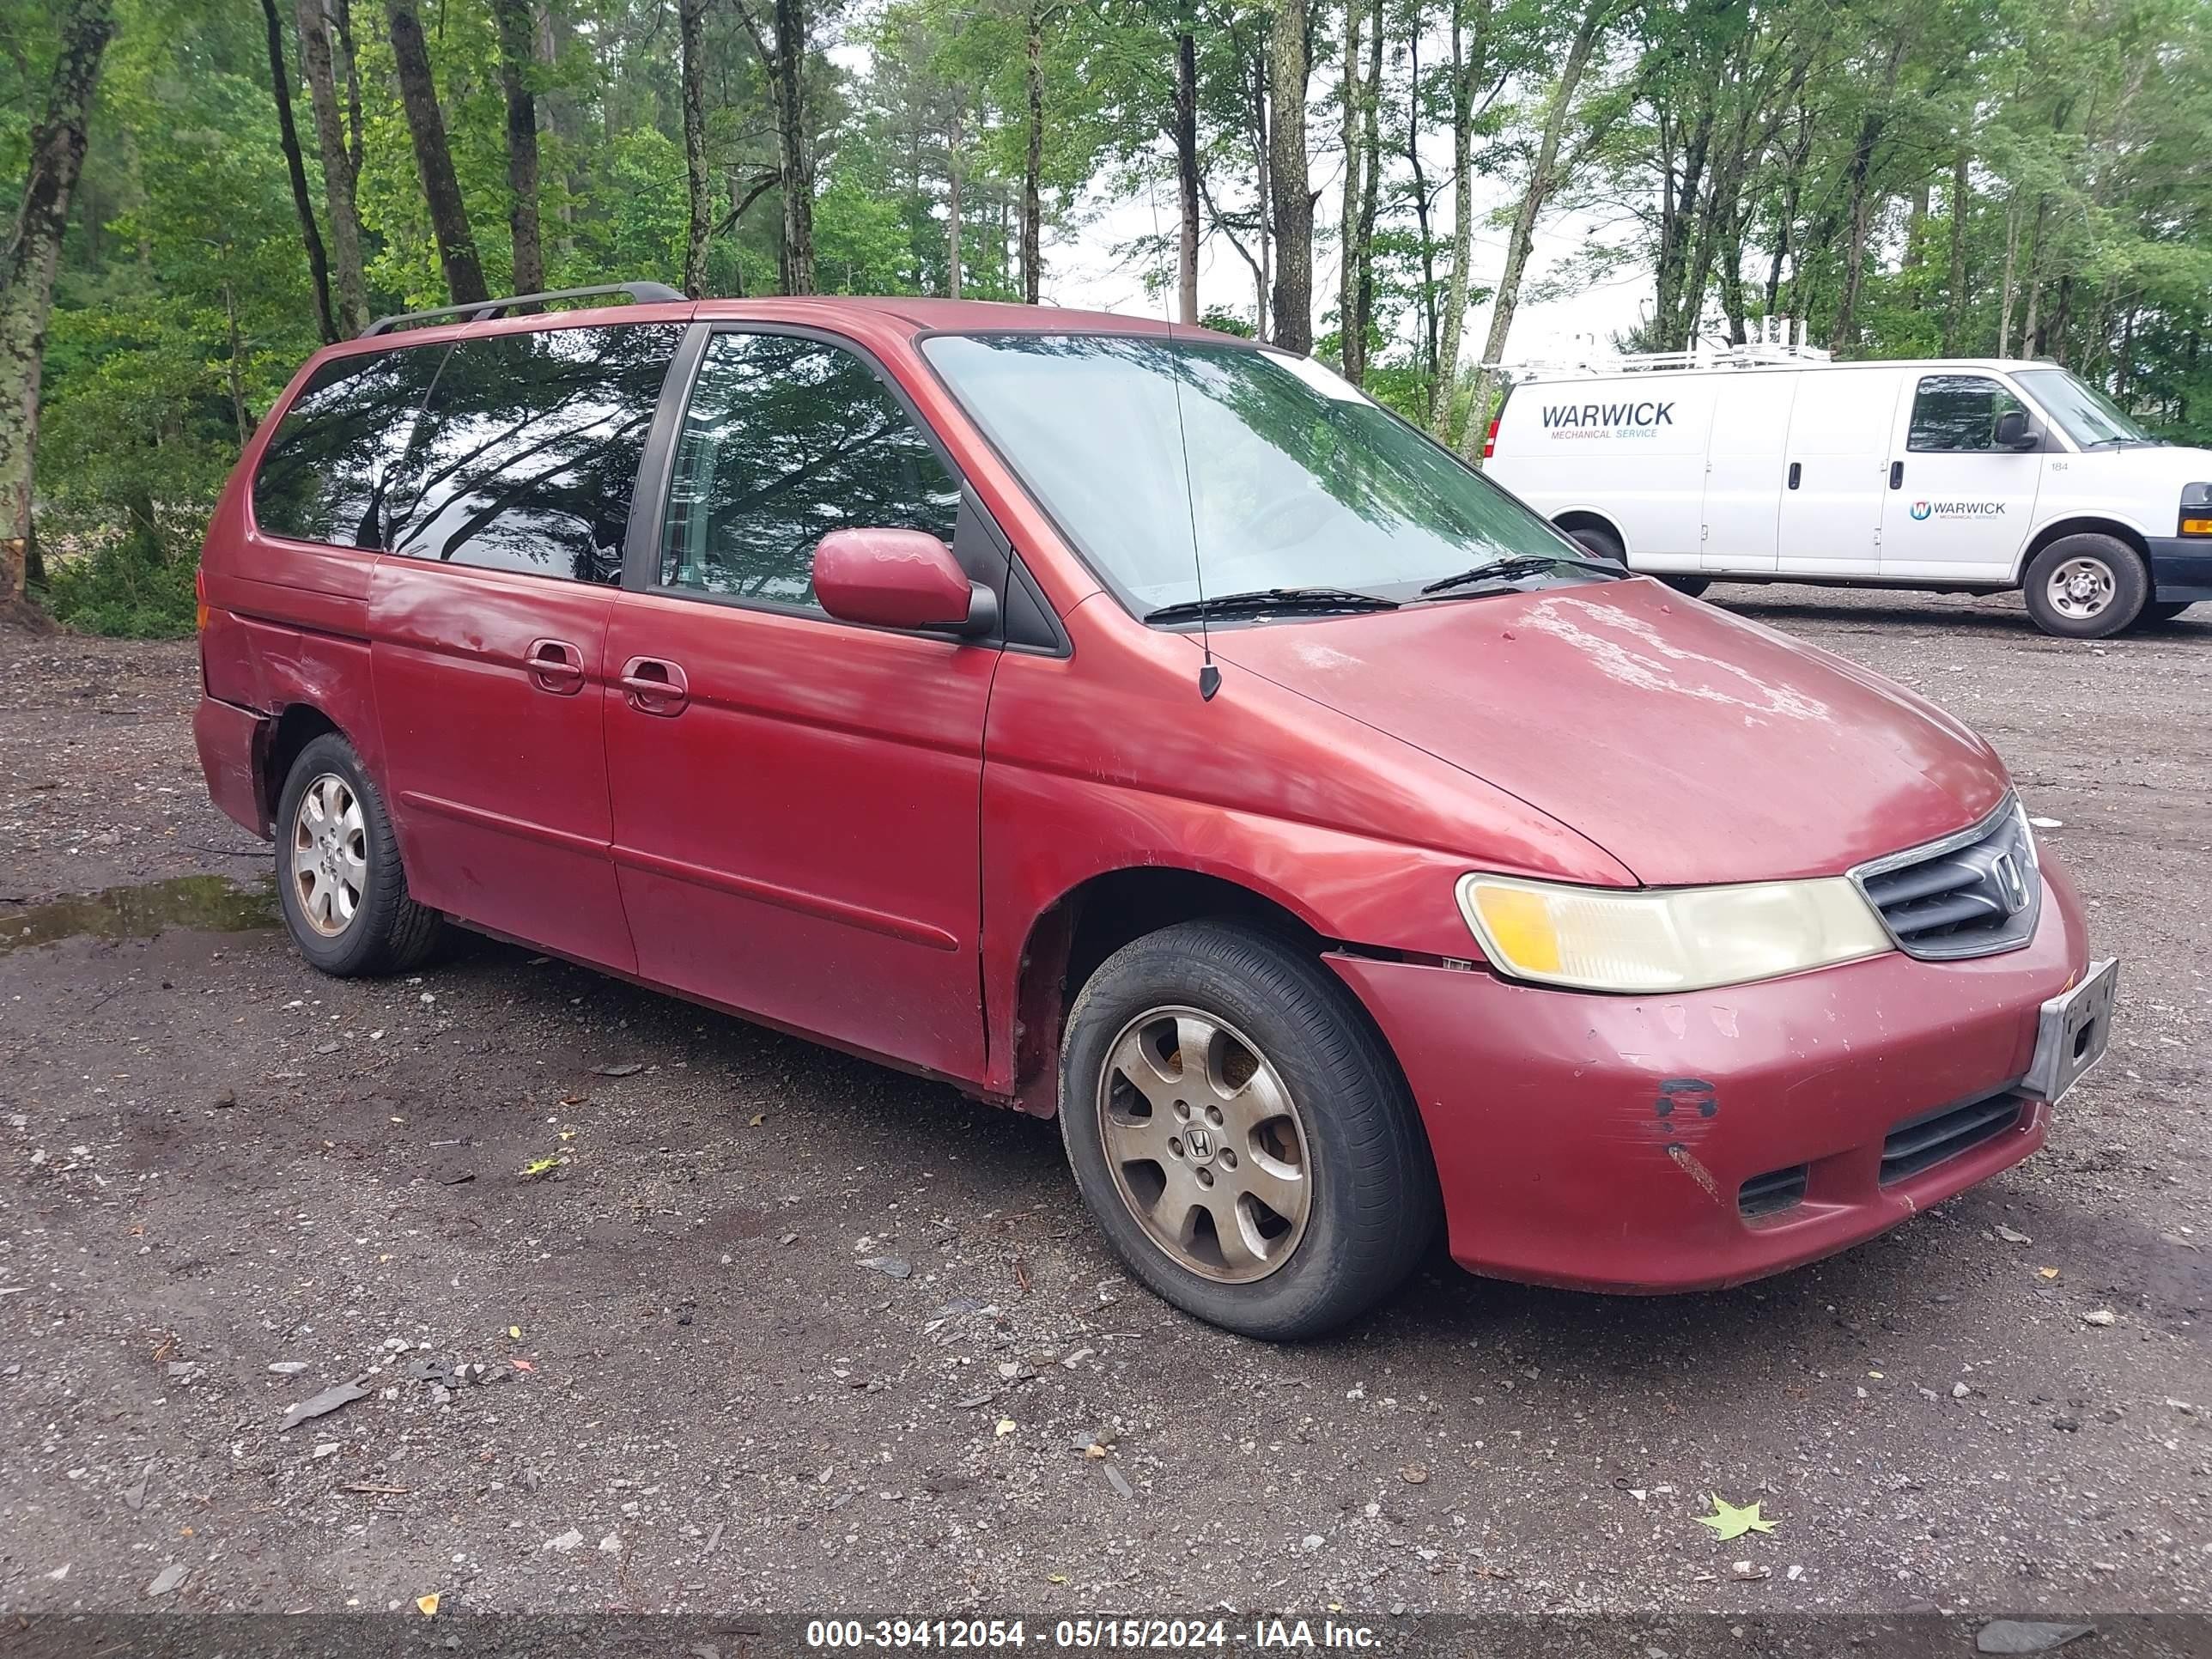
{"left": 1850, "top": 799, "right": 2040, "bottom": 960}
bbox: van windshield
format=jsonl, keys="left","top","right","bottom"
{"left": 2014, "top": 368, "right": 2160, "bottom": 449}
{"left": 921, "top": 332, "right": 1603, "bottom": 617}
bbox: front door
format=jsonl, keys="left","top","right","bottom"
{"left": 1879, "top": 372, "right": 2044, "bottom": 580}
{"left": 1776, "top": 368, "right": 1902, "bottom": 576}
{"left": 368, "top": 320, "right": 685, "bottom": 971}
{"left": 604, "top": 328, "right": 1000, "bottom": 1081}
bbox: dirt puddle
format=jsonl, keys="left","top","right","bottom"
{"left": 1, "top": 875, "right": 276, "bottom": 956}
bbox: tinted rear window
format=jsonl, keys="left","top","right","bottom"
{"left": 384, "top": 323, "right": 683, "bottom": 584}
{"left": 251, "top": 343, "right": 452, "bottom": 548}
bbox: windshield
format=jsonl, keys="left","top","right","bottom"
{"left": 2014, "top": 368, "right": 2160, "bottom": 448}
{"left": 921, "top": 332, "right": 1593, "bottom": 615}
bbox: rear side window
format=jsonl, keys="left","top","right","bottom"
{"left": 385, "top": 323, "right": 683, "bottom": 584}
{"left": 251, "top": 343, "right": 452, "bottom": 549}
{"left": 659, "top": 331, "right": 962, "bottom": 609}
{"left": 1907, "top": 374, "right": 2027, "bottom": 453}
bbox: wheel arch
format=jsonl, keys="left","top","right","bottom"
{"left": 2012, "top": 516, "right": 2152, "bottom": 586}
{"left": 1551, "top": 507, "right": 1629, "bottom": 557}
{"left": 1008, "top": 866, "right": 1403, "bottom": 1119}
{"left": 263, "top": 703, "right": 348, "bottom": 826}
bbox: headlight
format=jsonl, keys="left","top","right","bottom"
{"left": 1455, "top": 873, "right": 1893, "bottom": 994}
{"left": 2182, "top": 483, "right": 2212, "bottom": 536}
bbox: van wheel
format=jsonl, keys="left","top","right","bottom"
{"left": 275, "top": 733, "right": 445, "bottom": 977}
{"left": 2135, "top": 600, "right": 2193, "bottom": 628}
{"left": 1058, "top": 920, "right": 1438, "bottom": 1340}
{"left": 1661, "top": 576, "right": 1711, "bottom": 599}
{"left": 2023, "top": 535, "right": 2148, "bottom": 639}
{"left": 1561, "top": 523, "right": 1627, "bottom": 567}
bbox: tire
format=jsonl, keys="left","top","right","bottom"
{"left": 2135, "top": 600, "right": 2194, "bottom": 628}
{"left": 1562, "top": 523, "right": 1626, "bottom": 567}
{"left": 274, "top": 732, "right": 445, "bottom": 977}
{"left": 1660, "top": 575, "right": 1711, "bottom": 599}
{"left": 1057, "top": 919, "right": 1439, "bottom": 1340}
{"left": 2021, "top": 534, "right": 2148, "bottom": 639}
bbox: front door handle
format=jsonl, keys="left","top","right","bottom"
{"left": 527, "top": 637, "right": 586, "bottom": 696}
{"left": 1787, "top": 461, "right": 1802, "bottom": 490}
{"left": 619, "top": 655, "right": 690, "bottom": 716}
{"left": 1890, "top": 460, "right": 1905, "bottom": 489}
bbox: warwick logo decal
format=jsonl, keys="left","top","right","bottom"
{"left": 1911, "top": 499, "right": 2008, "bottom": 521}
{"left": 1540, "top": 399, "right": 1675, "bottom": 441}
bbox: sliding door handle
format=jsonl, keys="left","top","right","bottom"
{"left": 1787, "top": 462, "right": 1802, "bottom": 490}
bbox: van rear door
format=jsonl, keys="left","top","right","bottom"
{"left": 1699, "top": 370, "right": 1798, "bottom": 573}
{"left": 1776, "top": 368, "right": 1902, "bottom": 575}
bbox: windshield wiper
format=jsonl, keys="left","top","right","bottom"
{"left": 1144, "top": 586, "right": 1400, "bottom": 623}
{"left": 1419, "top": 553, "right": 1617, "bottom": 597}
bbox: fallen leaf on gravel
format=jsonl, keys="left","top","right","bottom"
{"left": 416, "top": 1594, "right": 440, "bottom": 1617}
{"left": 1977, "top": 1620, "right": 2095, "bottom": 1654}
{"left": 748, "top": 1113, "right": 766, "bottom": 1127}
{"left": 1084, "top": 1443, "right": 1108, "bottom": 1460}
{"left": 2039, "top": 1267, "right": 2060, "bottom": 1279}
{"left": 1694, "top": 1495, "right": 1775, "bottom": 1540}
{"left": 2081, "top": 1309, "right": 2117, "bottom": 1327}
{"left": 591, "top": 1062, "right": 643, "bottom": 1077}
{"left": 994, "top": 1418, "right": 1016, "bottom": 1437}
{"left": 278, "top": 1377, "right": 371, "bottom": 1432}
{"left": 1400, "top": 1464, "right": 1430, "bottom": 1485}
{"left": 1994, "top": 1224, "right": 2033, "bottom": 1244}
{"left": 1048, "top": 1574, "right": 1068, "bottom": 1585}
{"left": 508, "top": 1326, "right": 521, "bottom": 1340}
{"left": 520, "top": 1156, "right": 561, "bottom": 1180}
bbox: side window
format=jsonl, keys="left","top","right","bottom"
{"left": 385, "top": 322, "right": 683, "bottom": 584}
{"left": 1908, "top": 374, "right": 2027, "bottom": 453}
{"left": 659, "top": 331, "right": 962, "bottom": 608}
{"left": 251, "top": 343, "right": 452, "bottom": 549}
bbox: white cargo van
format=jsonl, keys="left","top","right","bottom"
{"left": 1485, "top": 343, "right": 2212, "bottom": 638}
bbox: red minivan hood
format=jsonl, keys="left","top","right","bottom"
{"left": 1207, "top": 579, "right": 2009, "bottom": 886}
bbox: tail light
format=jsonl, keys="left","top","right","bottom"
{"left": 195, "top": 566, "right": 210, "bottom": 633}
{"left": 1481, "top": 417, "right": 1499, "bottom": 460}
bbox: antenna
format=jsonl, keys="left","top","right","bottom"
{"left": 1148, "top": 179, "right": 1218, "bottom": 701}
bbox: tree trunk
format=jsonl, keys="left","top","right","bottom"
{"left": 259, "top": 0, "right": 337, "bottom": 343}
{"left": 2021, "top": 197, "right": 2049, "bottom": 356}
{"left": 0, "top": 0, "right": 113, "bottom": 607}
{"left": 1943, "top": 144, "right": 1970, "bottom": 353}
{"left": 679, "top": 0, "right": 709, "bottom": 296}
{"left": 1023, "top": 0, "right": 1042, "bottom": 303}
{"left": 1337, "top": 0, "right": 1362, "bottom": 368}
{"left": 1175, "top": 30, "right": 1200, "bottom": 325}
{"left": 1267, "top": 0, "right": 1312, "bottom": 352}
{"left": 1826, "top": 40, "right": 1905, "bottom": 354}
{"left": 494, "top": 0, "right": 544, "bottom": 295}
{"left": 946, "top": 105, "right": 964, "bottom": 298}
{"left": 1460, "top": 0, "right": 1609, "bottom": 462}
{"left": 1346, "top": 0, "right": 1380, "bottom": 382}
{"left": 1431, "top": 0, "right": 1493, "bottom": 439}
{"left": 385, "top": 0, "right": 489, "bottom": 305}
{"left": 1996, "top": 194, "right": 2021, "bottom": 356}
{"left": 775, "top": 0, "right": 816, "bottom": 295}
{"left": 1403, "top": 27, "right": 1437, "bottom": 407}
{"left": 295, "top": 0, "right": 368, "bottom": 332}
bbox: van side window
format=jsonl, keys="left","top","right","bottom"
{"left": 659, "top": 331, "right": 962, "bottom": 609}
{"left": 384, "top": 322, "right": 683, "bottom": 584}
{"left": 251, "top": 343, "right": 452, "bottom": 549}
{"left": 1907, "top": 375, "right": 2027, "bottom": 453}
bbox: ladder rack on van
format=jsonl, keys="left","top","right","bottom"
{"left": 1488, "top": 318, "right": 1832, "bottom": 380}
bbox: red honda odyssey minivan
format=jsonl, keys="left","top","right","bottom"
{"left": 194, "top": 283, "right": 2118, "bottom": 1339}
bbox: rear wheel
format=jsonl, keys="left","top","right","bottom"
{"left": 2022, "top": 534, "right": 2148, "bottom": 639}
{"left": 1058, "top": 920, "right": 1437, "bottom": 1340}
{"left": 1560, "top": 523, "right": 1626, "bottom": 567}
{"left": 275, "top": 733, "right": 445, "bottom": 977}
{"left": 1660, "top": 575, "right": 1711, "bottom": 599}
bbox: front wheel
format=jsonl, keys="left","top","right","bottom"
{"left": 2135, "top": 600, "right": 2194, "bottom": 628}
{"left": 2022, "top": 534, "right": 2148, "bottom": 639}
{"left": 1057, "top": 920, "right": 1438, "bottom": 1340}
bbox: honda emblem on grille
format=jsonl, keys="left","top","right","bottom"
{"left": 1991, "top": 851, "right": 2028, "bottom": 915}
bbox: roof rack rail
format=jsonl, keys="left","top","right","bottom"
{"left": 360, "top": 281, "right": 687, "bottom": 338}
{"left": 1487, "top": 317, "right": 1832, "bottom": 381}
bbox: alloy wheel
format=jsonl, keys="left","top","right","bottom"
{"left": 1096, "top": 1006, "right": 1313, "bottom": 1283}
{"left": 291, "top": 772, "right": 368, "bottom": 937}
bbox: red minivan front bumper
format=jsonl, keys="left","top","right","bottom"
{"left": 1330, "top": 860, "right": 2094, "bottom": 1293}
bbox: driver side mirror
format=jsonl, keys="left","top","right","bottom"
{"left": 1994, "top": 409, "right": 2038, "bottom": 451}
{"left": 812, "top": 528, "right": 998, "bottom": 638}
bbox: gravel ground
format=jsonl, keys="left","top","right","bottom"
{"left": 2, "top": 586, "right": 2208, "bottom": 1623}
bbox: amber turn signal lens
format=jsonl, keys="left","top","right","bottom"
{"left": 2180, "top": 517, "right": 2212, "bottom": 537}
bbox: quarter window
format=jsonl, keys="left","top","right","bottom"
{"left": 384, "top": 323, "right": 683, "bottom": 584}
{"left": 251, "top": 343, "right": 451, "bottom": 549}
{"left": 1907, "top": 374, "right": 2028, "bottom": 453}
{"left": 659, "top": 331, "right": 962, "bottom": 608}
